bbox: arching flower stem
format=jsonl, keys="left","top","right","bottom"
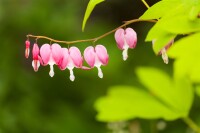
{"left": 26, "top": 19, "right": 156, "bottom": 45}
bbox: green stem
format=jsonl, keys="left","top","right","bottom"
{"left": 183, "top": 117, "right": 200, "bottom": 133}
{"left": 150, "top": 120, "right": 157, "bottom": 133}
{"left": 27, "top": 19, "right": 156, "bottom": 45}
{"left": 141, "top": 0, "right": 150, "bottom": 9}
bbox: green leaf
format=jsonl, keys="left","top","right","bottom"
{"left": 140, "top": 0, "right": 181, "bottom": 20}
{"left": 168, "top": 32, "right": 200, "bottom": 58}
{"left": 82, "top": 0, "right": 105, "bottom": 31}
{"left": 195, "top": 85, "right": 200, "bottom": 97}
{"left": 168, "top": 32, "right": 200, "bottom": 82}
{"left": 152, "top": 33, "right": 176, "bottom": 54}
{"left": 189, "top": 6, "right": 200, "bottom": 20}
{"left": 145, "top": 24, "right": 176, "bottom": 54}
{"left": 145, "top": 24, "right": 176, "bottom": 41}
{"left": 95, "top": 68, "right": 194, "bottom": 122}
{"left": 157, "top": 14, "right": 200, "bottom": 34}
{"left": 136, "top": 67, "right": 193, "bottom": 114}
{"left": 95, "top": 86, "right": 180, "bottom": 122}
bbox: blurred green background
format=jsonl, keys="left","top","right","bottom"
{"left": 1, "top": 0, "right": 197, "bottom": 133}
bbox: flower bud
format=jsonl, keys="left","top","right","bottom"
{"left": 25, "top": 40, "right": 30, "bottom": 58}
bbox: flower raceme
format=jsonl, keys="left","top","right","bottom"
{"left": 25, "top": 26, "right": 170, "bottom": 82}
{"left": 25, "top": 41, "right": 109, "bottom": 81}
{"left": 84, "top": 45, "right": 109, "bottom": 78}
{"left": 114, "top": 28, "right": 137, "bottom": 61}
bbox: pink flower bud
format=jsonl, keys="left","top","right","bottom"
{"left": 32, "top": 43, "right": 41, "bottom": 72}
{"left": 25, "top": 40, "right": 30, "bottom": 58}
{"left": 84, "top": 45, "right": 109, "bottom": 78}
{"left": 59, "top": 47, "right": 83, "bottom": 81}
{"left": 115, "top": 28, "right": 137, "bottom": 61}
{"left": 40, "top": 43, "right": 63, "bottom": 77}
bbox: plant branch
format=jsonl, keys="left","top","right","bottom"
{"left": 141, "top": 0, "right": 150, "bottom": 9}
{"left": 183, "top": 117, "right": 200, "bottom": 133}
{"left": 27, "top": 19, "right": 156, "bottom": 45}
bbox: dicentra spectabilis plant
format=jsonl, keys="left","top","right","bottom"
{"left": 25, "top": 0, "right": 200, "bottom": 132}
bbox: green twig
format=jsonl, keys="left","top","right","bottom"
{"left": 183, "top": 117, "right": 200, "bottom": 133}
{"left": 27, "top": 19, "right": 156, "bottom": 45}
{"left": 141, "top": 0, "right": 150, "bottom": 9}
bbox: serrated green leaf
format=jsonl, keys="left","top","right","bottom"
{"left": 157, "top": 14, "right": 200, "bottom": 34}
{"left": 189, "top": 6, "right": 200, "bottom": 20}
{"left": 136, "top": 68, "right": 175, "bottom": 110}
{"left": 82, "top": 0, "right": 105, "bottom": 31}
{"left": 145, "top": 24, "right": 176, "bottom": 54}
{"left": 136, "top": 67, "right": 193, "bottom": 116}
{"left": 173, "top": 77, "right": 194, "bottom": 113}
{"left": 173, "top": 56, "right": 200, "bottom": 83}
{"left": 95, "top": 86, "right": 180, "bottom": 122}
{"left": 152, "top": 33, "right": 176, "bottom": 54}
{"left": 195, "top": 85, "right": 200, "bottom": 97}
{"left": 168, "top": 32, "right": 200, "bottom": 82}
{"left": 95, "top": 68, "right": 194, "bottom": 122}
{"left": 168, "top": 32, "right": 200, "bottom": 58}
{"left": 140, "top": 0, "right": 181, "bottom": 20}
{"left": 145, "top": 25, "right": 163, "bottom": 41}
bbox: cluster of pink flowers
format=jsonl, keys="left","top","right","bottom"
{"left": 25, "top": 42, "right": 109, "bottom": 81}
{"left": 25, "top": 27, "right": 138, "bottom": 81}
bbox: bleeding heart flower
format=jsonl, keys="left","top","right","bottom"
{"left": 25, "top": 40, "right": 30, "bottom": 59}
{"left": 59, "top": 47, "right": 83, "bottom": 81}
{"left": 153, "top": 39, "right": 174, "bottom": 64}
{"left": 40, "top": 43, "right": 63, "bottom": 77}
{"left": 114, "top": 27, "right": 137, "bottom": 61}
{"left": 32, "top": 43, "right": 41, "bottom": 72}
{"left": 84, "top": 45, "right": 109, "bottom": 78}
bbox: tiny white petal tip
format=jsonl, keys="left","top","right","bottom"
{"left": 32, "top": 60, "right": 40, "bottom": 72}
{"left": 69, "top": 68, "right": 75, "bottom": 81}
{"left": 122, "top": 44, "right": 129, "bottom": 61}
{"left": 70, "top": 75, "right": 75, "bottom": 82}
{"left": 97, "top": 66, "right": 103, "bottom": 78}
{"left": 49, "top": 71, "right": 54, "bottom": 77}
{"left": 161, "top": 49, "right": 169, "bottom": 64}
{"left": 49, "top": 65, "right": 55, "bottom": 77}
{"left": 122, "top": 49, "right": 128, "bottom": 61}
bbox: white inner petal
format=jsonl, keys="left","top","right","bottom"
{"left": 49, "top": 64, "right": 54, "bottom": 77}
{"left": 161, "top": 48, "right": 169, "bottom": 64}
{"left": 94, "top": 55, "right": 103, "bottom": 78}
{"left": 68, "top": 67, "right": 75, "bottom": 81}
{"left": 32, "top": 60, "right": 34, "bottom": 70}
{"left": 122, "top": 42, "right": 129, "bottom": 61}
{"left": 32, "top": 60, "right": 40, "bottom": 72}
{"left": 97, "top": 66, "right": 103, "bottom": 78}
{"left": 48, "top": 54, "right": 56, "bottom": 77}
